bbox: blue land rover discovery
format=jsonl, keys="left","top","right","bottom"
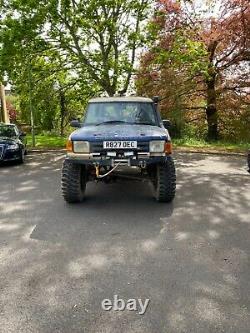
{"left": 61, "top": 96, "right": 176, "bottom": 203}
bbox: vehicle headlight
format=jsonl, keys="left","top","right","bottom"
{"left": 73, "top": 141, "right": 90, "bottom": 153}
{"left": 7, "top": 143, "right": 19, "bottom": 150}
{"left": 149, "top": 140, "right": 165, "bottom": 153}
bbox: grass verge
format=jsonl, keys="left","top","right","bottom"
{"left": 173, "top": 138, "right": 250, "bottom": 153}
{"left": 27, "top": 134, "right": 66, "bottom": 149}
{"left": 27, "top": 134, "right": 249, "bottom": 153}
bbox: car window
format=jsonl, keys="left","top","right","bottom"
{"left": 0, "top": 125, "right": 17, "bottom": 138}
{"left": 84, "top": 102, "right": 158, "bottom": 126}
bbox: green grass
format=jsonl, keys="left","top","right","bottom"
{"left": 173, "top": 137, "right": 250, "bottom": 152}
{"left": 27, "top": 133, "right": 250, "bottom": 152}
{"left": 27, "top": 134, "right": 66, "bottom": 149}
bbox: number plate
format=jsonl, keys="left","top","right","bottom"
{"left": 103, "top": 141, "right": 137, "bottom": 149}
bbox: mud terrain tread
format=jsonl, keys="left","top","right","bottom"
{"left": 155, "top": 157, "right": 176, "bottom": 202}
{"left": 61, "top": 160, "right": 86, "bottom": 203}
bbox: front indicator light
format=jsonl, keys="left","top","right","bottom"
{"left": 165, "top": 142, "right": 172, "bottom": 154}
{"left": 66, "top": 140, "right": 73, "bottom": 152}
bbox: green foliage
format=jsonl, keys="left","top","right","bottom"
{"left": 173, "top": 137, "right": 250, "bottom": 152}
{"left": 0, "top": 0, "right": 153, "bottom": 141}
{"left": 26, "top": 133, "right": 66, "bottom": 148}
{"left": 1, "top": 0, "right": 152, "bottom": 96}
{"left": 155, "top": 33, "right": 209, "bottom": 77}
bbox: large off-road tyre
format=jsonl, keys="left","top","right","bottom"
{"left": 153, "top": 157, "right": 176, "bottom": 202}
{"left": 61, "top": 159, "right": 86, "bottom": 203}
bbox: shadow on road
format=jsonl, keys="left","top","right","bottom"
{"left": 0, "top": 152, "right": 249, "bottom": 333}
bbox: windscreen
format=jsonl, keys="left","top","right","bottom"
{"left": 0, "top": 126, "right": 17, "bottom": 138}
{"left": 84, "top": 102, "right": 158, "bottom": 126}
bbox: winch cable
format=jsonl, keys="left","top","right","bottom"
{"left": 96, "top": 163, "right": 121, "bottom": 179}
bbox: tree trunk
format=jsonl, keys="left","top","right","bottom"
{"left": 206, "top": 73, "right": 218, "bottom": 141}
{"left": 0, "top": 83, "right": 10, "bottom": 123}
{"left": 106, "top": 85, "right": 115, "bottom": 97}
{"left": 59, "top": 89, "right": 66, "bottom": 137}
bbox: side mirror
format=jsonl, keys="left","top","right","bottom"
{"left": 70, "top": 120, "right": 82, "bottom": 128}
{"left": 163, "top": 119, "right": 171, "bottom": 129}
{"left": 19, "top": 132, "right": 26, "bottom": 137}
{"left": 153, "top": 96, "right": 160, "bottom": 104}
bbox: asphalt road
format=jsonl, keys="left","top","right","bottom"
{"left": 0, "top": 152, "right": 249, "bottom": 333}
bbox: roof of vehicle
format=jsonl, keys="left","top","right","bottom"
{"left": 89, "top": 96, "right": 153, "bottom": 103}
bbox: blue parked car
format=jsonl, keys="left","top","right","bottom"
{"left": 61, "top": 96, "right": 176, "bottom": 203}
{"left": 0, "top": 123, "right": 27, "bottom": 164}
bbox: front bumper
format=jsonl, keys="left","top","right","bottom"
{"left": 66, "top": 152, "right": 170, "bottom": 167}
{"left": 0, "top": 148, "right": 21, "bottom": 162}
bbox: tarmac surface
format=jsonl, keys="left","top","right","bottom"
{"left": 0, "top": 152, "right": 249, "bottom": 333}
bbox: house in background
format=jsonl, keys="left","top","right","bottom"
{"left": 5, "top": 88, "right": 11, "bottom": 96}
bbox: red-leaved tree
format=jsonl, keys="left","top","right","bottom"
{"left": 138, "top": 0, "right": 250, "bottom": 140}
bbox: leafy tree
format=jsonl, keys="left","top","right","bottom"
{"left": 1, "top": 0, "right": 152, "bottom": 96}
{"left": 138, "top": 0, "right": 250, "bottom": 140}
{"left": 10, "top": 53, "right": 96, "bottom": 134}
